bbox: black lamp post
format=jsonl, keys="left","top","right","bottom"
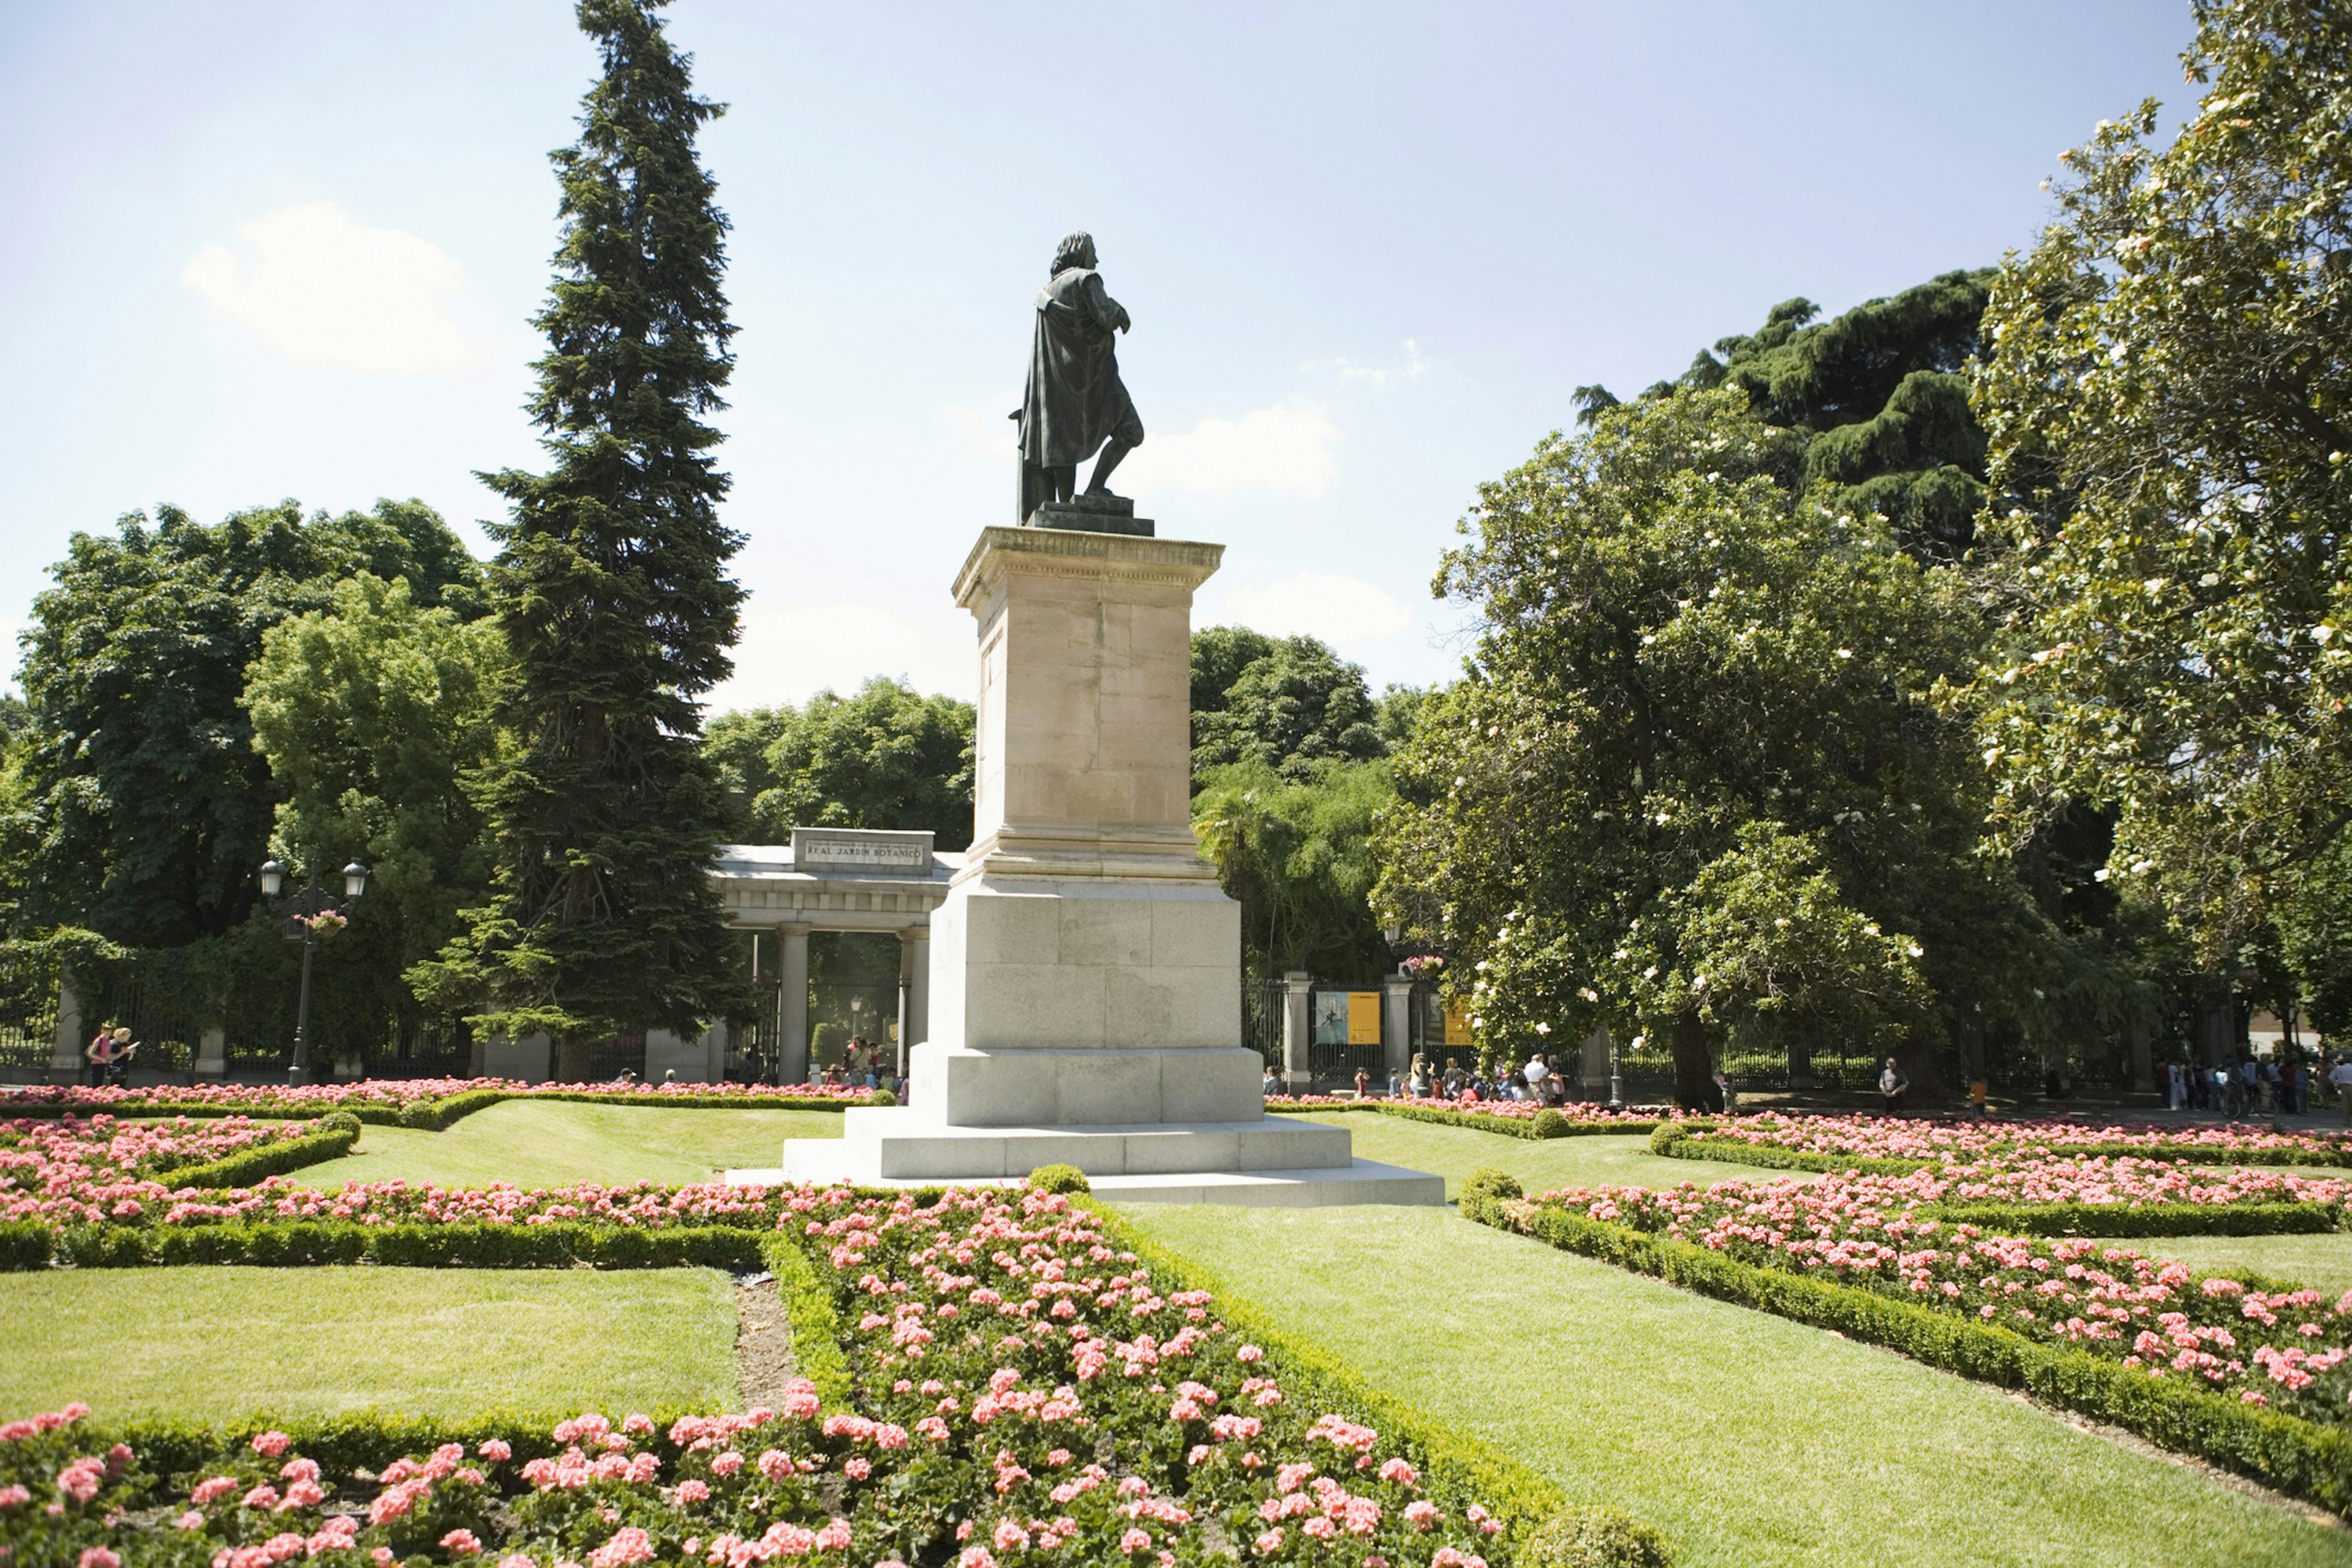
{"left": 260, "top": 857, "right": 369, "bottom": 1085}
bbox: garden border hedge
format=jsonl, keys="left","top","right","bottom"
{"left": 1461, "top": 1176, "right": 2352, "bottom": 1518}
{"left": 1267, "top": 1098, "right": 1665, "bottom": 1141}
{"left": 1648, "top": 1122, "right": 1936, "bottom": 1176}
{"left": 1, "top": 1088, "right": 883, "bottom": 1129}
{"left": 155, "top": 1114, "right": 362, "bottom": 1189}
{"left": 1923, "top": 1200, "right": 2342, "bottom": 1238}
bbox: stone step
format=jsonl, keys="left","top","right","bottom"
{"left": 821, "top": 1108, "right": 1352, "bottom": 1179}
{"left": 726, "top": 1155, "right": 1444, "bottom": 1207}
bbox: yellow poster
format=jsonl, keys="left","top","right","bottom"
{"left": 1347, "top": 991, "right": 1381, "bottom": 1045}
{"left": 1442, "top": 1006, "right": 1471, "bottom": 1046}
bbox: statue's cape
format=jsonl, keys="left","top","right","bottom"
{"left": 1020, "top": 268, "right": 1139, "bottom": 467}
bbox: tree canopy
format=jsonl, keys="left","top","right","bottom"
{"left": 4, "top": 500, "right": 481, "bottom": 951}
{"left": 1189, "top": 629, "right": 1386, "bottom": 782}
{"left": 246, "top": 573, "right": 507, "bottom": 1034}
{"left": 1588, "top": 271, "right": 1998, "bottom": 560}
{"left": 714, "top": 679, "right": 976, "bottom": 850}
{"left": 1379, "top": 389, "right": 2057, "bottom": 1102}
{"left": 1969, "top": 0, "right": 2352, "bottom": 969}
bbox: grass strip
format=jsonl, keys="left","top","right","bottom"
{"left": 1463, "top": 1175, "right": 2352, "bottom": 1520}
{"left": 1083, "top": 1191, "right": 1668, "bottom": 1564}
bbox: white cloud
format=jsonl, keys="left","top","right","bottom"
{"left": 707, "top": 601, "right": 976, "bottom": 712}
{"left": 945, "top": 404, "right": 1017, "bottom": 464}
{"left": 1118, "top": 405, "right": 1339, "bottom": 496}
{"left": 183, "top": 203, "right": 479, "bottom": 376}
{"left": 1303, "top": 339, "right": 1427, "bottom": 391}
{"left": 1212, "top": 573, "right": 1411, "bottom": 652}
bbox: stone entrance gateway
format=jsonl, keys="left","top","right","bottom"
{"left": 714, "top": 827, "right": 956, "bottom": 1086}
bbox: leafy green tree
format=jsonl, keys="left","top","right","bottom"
{"left": 1190, "top": 633, "right": 1385, "bottom": 781}
{"left": 246, "top": 573, "right": 507, "bottom": 1042}
{"left": 1589, "top": 273, "right": 1997, "bottom": 559}
{"left": 5, "top": 500, "right": 480, "bottom": 950}
{"left": 1969, "top": 0, "right": 2352, "bottom": 968}
{"left": 435, "top": 0, "right": 750, "bottom": 1061}
{"left": 1379, "top": 390, "right": 2051, "bottom": 1104}
{"left": 1374, "top": 685, "right": 1430, "bottom": 751}
{"left": 1193, "top": 757, "right": 1394, "bottom": 984}
{"left": 1189, "top": 626, "right": 1276, "bottom": 718}
{"left": 706, "top": 706, "right": 790, "bottom": 837}
{"left": 744, "top": 678, "right": 976, "bottom": 850}
{"left": 2280, "top": 841, "right": 2352, "bottom": 1042}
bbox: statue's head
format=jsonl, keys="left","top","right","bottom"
{"left": 1051, "top": 232, "right": 1098, "bottom": 275}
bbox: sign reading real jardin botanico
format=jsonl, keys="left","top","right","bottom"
{"left": 788, "top": 827, "right": 936, "bottom": 874}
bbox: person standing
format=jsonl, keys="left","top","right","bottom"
{"left": 83, "top": 1022, "right": 119, "bottom": 1088}
{"left": 1969, "top": 1076, "right": 1989, "bottom": 1117}
{"left": 2331, "top": 1056, "right": 2352, "bottom": 1128}
{"left": 1353, "top": 1067, "right": 1371, "bottom": 1100}
{"left": 1879, "top": 1057, "right": 1908, "bottom": 1114}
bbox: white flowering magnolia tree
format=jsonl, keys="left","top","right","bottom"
{"left": 1970, "top": 0, "right": 2352, "bottom": 965}
{"left": 1378, "top": 390, "right": 2051, "bottom": 1104}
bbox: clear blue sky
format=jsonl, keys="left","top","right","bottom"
{"left": 0, "top": 1, "right": 2193, "bottom": 707}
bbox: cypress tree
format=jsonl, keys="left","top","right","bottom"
{"left": 434, "top": 0, "right": 748, "bottom": 1068}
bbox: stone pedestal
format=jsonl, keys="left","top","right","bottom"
{"left": 775, "top": 524, "right": 1438, "bottom": 1207}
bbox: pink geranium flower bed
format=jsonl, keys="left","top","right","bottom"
{"left": 1516, "top": 1171, "right": 2352, "bottom": 1422}
{"left": 2, "top": 1188, "right": 1511, "bottom": 1567}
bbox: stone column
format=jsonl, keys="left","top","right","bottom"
{"left": 778, "top": 923, "right": 812, "bottom": 1085}
{"left": 194, "top": 1028, "right": 228, "bottom": 1077}
{"left": 48, "top": 969, "right": 84, "bottom": 1085}
{"left": 1281, "top": 973, "right": 1313, "bottom": 1093}
{"left": 897, "top": 929, "right": 930, "bottom": 1076}
{"left": 1581, "top": 1026, "right": 1611, "bottom": 1102}
{"left": 1379, "top": 974, "right": 1412, "bottom": 1091}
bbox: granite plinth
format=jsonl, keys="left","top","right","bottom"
{"left": 910, "top": 1043, "right": 1263, "bottom": 1126}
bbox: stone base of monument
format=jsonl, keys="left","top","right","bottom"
{"left": 735, "top": 1109, "right": 1442, "bottom": 1205}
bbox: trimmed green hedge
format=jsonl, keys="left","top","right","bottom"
{"left": 160, "top": 1113, "right": 362, "bottom": 1188}
{"left": 1268, "top": 1099, "right": 1664, "bottom": 1142}
{"left": 23, "top": 1219, "right": 767, "bottom": 1273}
{"left": 2041, "top": 1139, "right": 2352, "bottom": 1170}
{"left": 758, "top": 1233, "right": 852, "bottom": 1409}
{"left": 2, "top": 1088, "right": 870, "bottom": 1129}
{"left": 1925, "top": 1200, "right": 2341, "bottom": 1238}
{"left": 1089, "top": 1193, "right": 1668, "bottom": 1566}
{"left": 1464, "top": 1182, "right": 2352, "bottom": 1519}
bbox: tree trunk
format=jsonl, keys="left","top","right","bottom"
{"left": 2126, "top": 1014, "right": 2154, "bottom": 1093}
{"left": 1669, "top": 1010, "right": 1715, "bottom": 1109}
{"left": 555, "top": 1035, "right": 596, "bottom": 1082}
{"left": 1894, "top": 1036, "right": 1946, "bottom": 1102}
{"left": 2195, "top": 977, "right": 2235, "bottom": 1069}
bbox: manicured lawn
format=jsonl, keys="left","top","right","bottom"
{"left": 1295, "top": 1114, "right": 1816, "bottom": 1198}
{"left": 1131, "top": 1203, "right": 2352, "bottom": 1568}
{"left": 2085, "top": 1231, "right": 2352, "bottom": 1297}
{"left": 0, "top": 1267, "right": 737, "bottom": 1425}
{"left": 290, "top": 1100, "right": 845, "bottom": 1189}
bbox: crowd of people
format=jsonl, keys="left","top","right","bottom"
{"left": 2157, "top": 1055, "right": 2352, "bottom": 1123}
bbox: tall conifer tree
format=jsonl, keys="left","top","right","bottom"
{"left": 433, "top": 0, "right": 747, "bottom": 1064}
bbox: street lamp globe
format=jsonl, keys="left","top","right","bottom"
{"left": 342, "top": 861, "right": 371, "bottom": 899}
{"left": 259, "top": 859, "right": 287, "bottom": 898}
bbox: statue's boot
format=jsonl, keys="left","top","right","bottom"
{"left": 1084, "top": 437, "right": 1136, "bottom": 497}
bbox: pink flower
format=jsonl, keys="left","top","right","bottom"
{"left": 1120, "top": 1528, "right": 1151, "bottom": 1553}
{"left": 79, "top": 1550, "right": 121, "bottom": 1568}
{"left": 676, "top": 1479, "right": 710, "bottom": 1505}
{"left": 250, "top": 1431, "right": 291, "bottom": 1459}
{"left": 191, "top": 1477, "right": 239, "bottom": 1506}
{"left": 1255, "top": 1529, "right": 1284, "bottom": 1552}
{"left": 479, "top": 1440, "right": 512, "bottom": 1463}
{"left": 442, "top": 1529, "right": 483, "bottom": 1555}
{"left": 586, "top": 1527, "right": 654, "bottom": 1568}
{"left": 843, "top": 1458, "right": 872, "bottom": 1481}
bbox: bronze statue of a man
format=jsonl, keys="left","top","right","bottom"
{"left": 1015, "top": 232, "right": 1144, "bottom": 521}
